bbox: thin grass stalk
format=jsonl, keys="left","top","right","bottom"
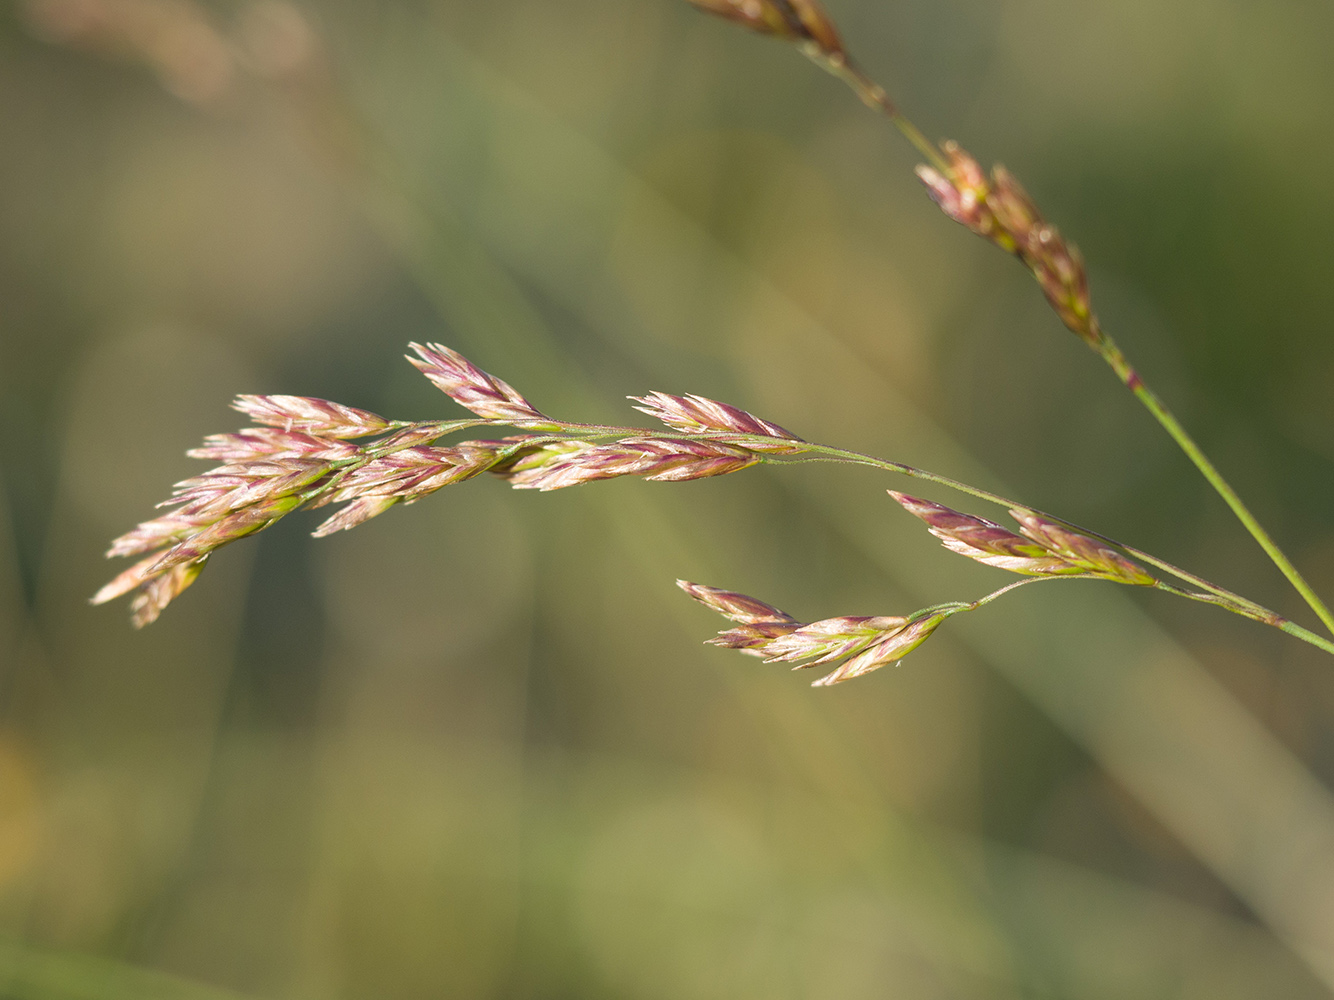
{"left": 1098, "top": 337, "right": 1334, "bottom": 636}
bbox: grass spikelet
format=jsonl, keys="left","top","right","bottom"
{"left": 675, "top": 581, "right": 798, "bottom": 624}
{"left": 128, "top": 557, "right": 209, "bottom": 628}
{"left": 407, "top": 342, "right": 555, "bottom": 427}
{"left": 889, "top": 491, "right": 1078, "bottom": 576}
{"left": 310, "top": 497, "right": 399, "bottom": 537}
{"left": 630, "top": 392, "right": 804, "bottom": 453}
{"left": 231, "top": 395, "right": 392, "bottom": 438}
{"left": 890, "top": 491, "right": 1157, "bottom": 586}
{"left": 187, "top": 429, "right": 360, "bottom": 463}
{"left": 809, "top": 614, "right": 946, "bottom": 687}
{"left": 684, "top": 0, "right": 845, "bottom": 64}
{"left": 915, "top": 143, "right": 1101, "bottom": 349}
{"left": 505, "top": 439, "right": 759, "bottom": 491}
{"left": 1009, "top": 510, "right": 1157, "bottom": 587}
{"left": 679, "top": 579, "right": 948, "bottom": 685}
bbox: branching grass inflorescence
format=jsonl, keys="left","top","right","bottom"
{"left": 94, "top": 341, "right": 1334, "bottom": 669}
{"left": 85, "top": 0, "right": 1334, "bottom": 674}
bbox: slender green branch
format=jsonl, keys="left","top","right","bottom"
{"left": 1151, "top": 581, "right": 1273, "bottom": 624}
{"left": 962, "top": 574, "right": 1068, "bottom": 611}
{"left": 539, "top": 425, "right": 1280, "bottom": 624}
{"left": 769, "top": 441, "right": 1263, "bottom": 602}
{"left": 1099, "top": 337, "right": 1334, "bottom": 637}
{"left": 907, "top": 578, "right": 1048, "bottom": 624}
{"left": 927, "top": 574, "right": 1105, "bottom": 620}
{"left": 1154, "top": 582, "right": 1334, "bottom": 656}
{"left": 815, "top": 56, "right": 950, "bottom": 172}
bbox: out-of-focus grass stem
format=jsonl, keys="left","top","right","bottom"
{"left": 816, "top": 55, "right": 950, "bottom": 173}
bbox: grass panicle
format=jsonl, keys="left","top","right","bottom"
{"left": 94, "top": 342, "right": 1334, "bottom": 663}
{"left": 80, "top": 0, "right": 1334, "bottom": 662}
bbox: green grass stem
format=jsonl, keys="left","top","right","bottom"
{"left": 1099, "top": 337, "right": 1334, "bottom": 638}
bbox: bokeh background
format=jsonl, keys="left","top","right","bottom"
{"left": 3, "top": 0, "right": 1334, "bottom": 996}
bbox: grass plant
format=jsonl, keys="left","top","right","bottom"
{"left": 94, "top": 335, "right": 1334, "bottom": 674}
{"left": 91, "top": 0, "right": 1334, "bottom": 678}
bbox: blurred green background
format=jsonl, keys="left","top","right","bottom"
{"left": 3, "top": 0, "right": 1334, "bottom": 996}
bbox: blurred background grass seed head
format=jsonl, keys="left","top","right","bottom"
{"left": 3, "top": 0, "right": 1334, "bottom": 997}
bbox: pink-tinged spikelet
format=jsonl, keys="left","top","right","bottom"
{"left": 504, "top": 439, "right": 759, "bottom": 491}
{"left": 685, "top": 0, "right": 846, "bottom": 64}
{"left": 754, "top": 615, "right": 909, "bottom": 667}
{"left": 407, "top": 342, "right": 555, "bottom": 427}
{"left": 1008, "top": 510, "right": 1156, "bottom": 586}
{"left": 630, "top": 392, "right": 804, "bottom": 454}
{"left": 915, "top": 142, "right": 1102, "bottom": 348}
{"left": 915, "top": 143, "right": 993, "bottom": 238}
{"left": 305, "top": 442, "right": 507, "bottom": 536}
{"left": 231, "top": 395, "right": 391, "bottom": 438}
{"left": 675, "top": 581, "right": 798, "bottom": 625}
{"left": 309, "top": 497, "right": 399, "bottom": 537}
{"left": 890, "top": 492, "right": 1156, "bottom": 586}
{"left": 166, "top": 458, "right": 331, "bottom": 519}
{"left": 187, "top": 428, "right": 360, "bottom": 463}
{"left": 126, "top": 557, "right": 210, "bottom": 628}
{"left": 889, "top": 491, "right": 1078, "bottom": 576}
{"left": 809, "top": 613, "right": 946, "bottom": 687}
{"left": 678, "top": 580, "right": 943, "bottom": 685}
